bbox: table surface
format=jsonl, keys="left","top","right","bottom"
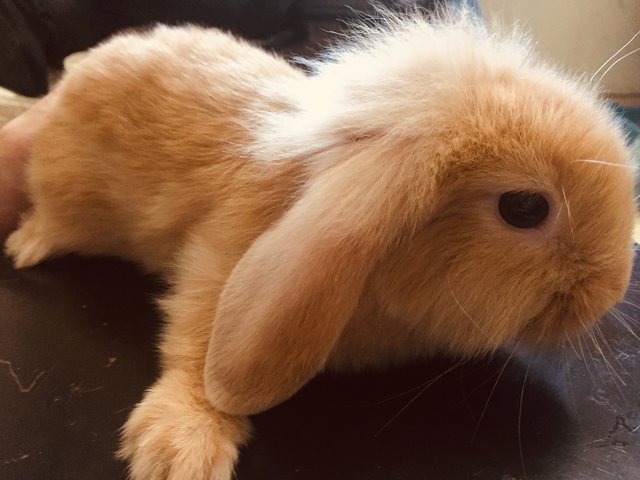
{"left": 1, "top": 250, "right": 639, "bottom": 480}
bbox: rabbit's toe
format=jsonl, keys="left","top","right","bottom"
{"left": 4, "top": 217, "right": 52, "bottom": 268}
{"left": 120, "top": 371, "right": 249, "bottom": 480}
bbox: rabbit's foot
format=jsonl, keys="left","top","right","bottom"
{"left": 4, "top": 216, "right": 53, "bottom": 268}
{"left": 120, "top": 370, "right": 250, "bottom": 480}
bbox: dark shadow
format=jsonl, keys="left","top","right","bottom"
{"left": 240, "top": 351, "right": 575, "bottom": 480}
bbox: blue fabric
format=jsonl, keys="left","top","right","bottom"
{"left": 613, "top": 104, "right": 640, "bottom": 144}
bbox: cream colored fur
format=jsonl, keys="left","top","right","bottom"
{"left": 4, "top": 8, "right": 636, "bottom": 479}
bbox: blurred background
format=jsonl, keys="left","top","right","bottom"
{"left": 480, "top": 0, "right": 639, "bottom": 103}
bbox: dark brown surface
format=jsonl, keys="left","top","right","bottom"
{"left": 1, "top": 249, "right": 639, "bottom": 480}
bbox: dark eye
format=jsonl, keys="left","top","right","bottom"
{"left": 498, "top": 191, "right": 549, "bottom": 229}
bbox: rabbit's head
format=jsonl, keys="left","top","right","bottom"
{"left": 204, "top": 10, "right": 636, "bottom": 415}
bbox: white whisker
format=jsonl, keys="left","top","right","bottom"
{"left": 589, "top": 322, "right": 627, "bottom": 389}
{"left": 590, "top": 29, "right": 640, "bottom": 82}
{"left": 610, "top": 311, "right": 640, "bottom": 343}
{"left": 471, "top": 347, "right": 517, "bottom": 441}
{"left": 561, "top": 185, "right": 575, "bottom": 240}
{"left": 518, "top": 359, "right": 531, "bottom": 480}
{"left": 576, "top": 326, "right": 595, "bottom": 385}
{"left": 449, "top": 286, "right": 492, "bottom": 342}
{"left": 598, "top": 46, "right": 640, "bottom": 83}
{"left": 375, "top": 360, "right": 465, "bottom": 435}
{"left": 575, "top": 159, "right": 636, "bottom": 170}
{"left": 564, "top": 330, "right": 582, "bottom": 360}
{"left": 368, "top": 359, "right": 466, "bottom": 407}
{"left": 555, "top": 201, "right": 563, "bottom": 225}
{"left": 560, "top": 342, "right": 578, "bottom": 412}
{"left": 593, "top": 322, "right": 628, "bottom": 377}
{"left": 620, "top": 300, "right": 640, "bottom": 313}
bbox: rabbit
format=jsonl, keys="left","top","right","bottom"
{"left": 4, "top": 6, "right": 636, "bottom": 479}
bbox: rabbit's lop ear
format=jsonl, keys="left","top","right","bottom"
{"left": 204, "top": 143, "right": 435, "bottom": 415}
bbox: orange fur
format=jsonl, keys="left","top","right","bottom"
{"left": 4, "top": 9, "right": 635, "bottom": 479}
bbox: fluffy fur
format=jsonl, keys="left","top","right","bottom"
{"left": 4, "top": 8, "right": 635, "bottom": 479}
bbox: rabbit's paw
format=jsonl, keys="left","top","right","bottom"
{"left": 4, "top": 217, "right": 52, "bottom": 268}
{"left": 119, "top": 372, "right": 249, "bottom": 480}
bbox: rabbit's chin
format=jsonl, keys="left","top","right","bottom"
{"left": 516, "top": 287, "right": 626, "bottom": 348}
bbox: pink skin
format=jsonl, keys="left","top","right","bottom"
{"left": 0, "top": 93, "right": 56, "bottom": 239}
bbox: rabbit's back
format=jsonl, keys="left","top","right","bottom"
{"left": 26, "top": 26, "right": 306, "bottom": 273}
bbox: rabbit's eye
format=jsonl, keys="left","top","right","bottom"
{"left": 498, "top": 191, "right": 549, "bottom": 229}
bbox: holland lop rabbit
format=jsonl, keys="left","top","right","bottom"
{"left": 5, "top": 7, "right": 635, "bottom": 479}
